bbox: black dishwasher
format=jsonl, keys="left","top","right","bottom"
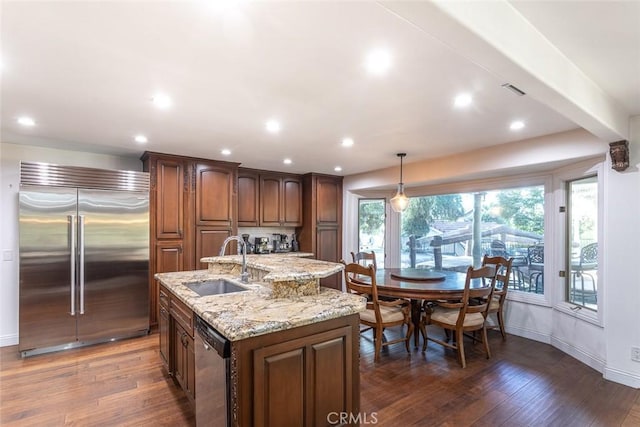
{"left": 194, "top": 315, "right": 231, "bottom": 427}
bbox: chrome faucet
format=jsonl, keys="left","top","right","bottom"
{"left": 219, "top": 236, "right": 250, "bottom": 283}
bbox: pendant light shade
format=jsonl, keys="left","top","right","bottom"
{"left": 390, "top": 153, "right": 410, "bottom": 213}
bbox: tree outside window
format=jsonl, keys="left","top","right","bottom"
{"left": 399, "top": 186, "right": 544, "bottom": 294}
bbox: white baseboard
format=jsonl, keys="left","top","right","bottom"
{"left": 507, "top": 326, "right": 611, "bottom": 380}
{"left": 0, "top": 333, "right": 18, "bottom": 347}
{"left": 550, "top": 336, "right": 605, "bottom": 373}
{"left": 505, "top": 324, "right": 551, "bottom": 345}
{"left": 604, "top": 367, "right": 640, "bottom": 389}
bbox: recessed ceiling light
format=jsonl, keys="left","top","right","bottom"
{"left": 341, "top": 137, "right": 354, "bottom": 147}
{"left": 334, "top": 166, "right": 343, "bottom": 172}
{"left": 152, "top": 93, "right": 172, "bottom": 109}
{"left": 365, "top": 48, "right": 392, "bottom": 75}
{"left": 265, "top": 119, "right": 281, "bottom": 133}
{"left": 17, "top": 116, "right": 35, "bottom": 127}
{"left": 283, "top": 158, "right": 292, "bottom": 165}
{"left": 510, "top": 120, "right": 525, "bottom": 130}
{"left": 221, "top": 149, "right": 231, "bottom": 156}
{"left": 134, "top": 135, "right": 148, "bottom": 144}
{"left": 454, "top": 93, "right": 472, "bottom": 108}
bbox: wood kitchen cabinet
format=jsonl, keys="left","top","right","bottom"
{"left": 154, "top": 158, "right": 187, "bottom": 240}
{"left": 237, "top": 170, "right": 260, "bottom": 226}
{"left": 297, "top": 173, "right": 343, "bottom": 290}
{"left": 194, "top": 162, "right": 236, "bottom": 228}
{"left": 158, "top": 286, "right": 171, "bottom": 370}
{"left": 234, "top": 314, "right": 360, "bottom": 426}
{"left": 143, "top": 153, "right": 191, "bottom": 326}
{"left": 260, "top": 173, "right": 302, "bottom": 227}
{"left": 238, "top": 168, "right": 303, "bottom": 228}
{"left": 194, "top": 160, "right": 236, "bottom": 267}
{"left": 143, "top": 152, "right": 238, "bottom": 326}
{"left": 160, "top": 283, "right": 196, "bottom": 406}
{"left": 173, "top": 321, "right": 195, "bottom": 403}
{"left": 195, "top": 228, "right": 232, "bottom": 269}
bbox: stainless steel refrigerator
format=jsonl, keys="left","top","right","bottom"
{"left": 19, "top": 162, "right": 150, "bottom": 357}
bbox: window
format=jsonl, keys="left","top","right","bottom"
{"left": 566, "top": 176, "right": 598, "bottom": 310}
{"left": 400, "top": 186, "right": 544, "bottom": 293}
{"left": 358, "top": 199, "right": 385, "bottom": 268}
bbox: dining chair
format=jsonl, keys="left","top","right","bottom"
{"left": 489, "top": 240, "right": 507, "bottom": 258}
{"left": 342, "top": 261, "right": 413, "bottom": 362}
{"left": 527, "top": 244, "right": 544, "bottom": 293}
{"left": 420, "top": 265, "right": 498, "bottom": 368}
{"left": 351, "top": 251, "right": 377, "bottom": 270}
{"left": 571, "top": 242, "right": 598, "bottom": 304}
{"left": 482, "top": 255, "right": 513, "bottom": 340}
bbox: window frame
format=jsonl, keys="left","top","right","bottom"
{"left": 357, "top": 198, "right": 386, "bottom": 267}
{"left": 349, "top": 156, "right": 604, "bottom": 322}
{"left": 392, "top": 172, "right": 553, "bottom": 307}
{"left": 552, "top": 160, "right": 603, "bottom": 326}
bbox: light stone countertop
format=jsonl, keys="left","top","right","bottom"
{"left": 155, "top": 257, "right": 365, "bottom": 342}
{"left": 200, "top": 252, "right": 343, "bottom": 282}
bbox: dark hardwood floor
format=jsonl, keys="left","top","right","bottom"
{"left": 1, "top": 328, "right": 639, "bottom": 426}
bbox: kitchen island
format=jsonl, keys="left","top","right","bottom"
{"left": 155, "top": 253, "right": 365, "bottom": 426}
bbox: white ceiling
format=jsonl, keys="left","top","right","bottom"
{"left": 2, "top": 1, "right": 639, "bottom": 175}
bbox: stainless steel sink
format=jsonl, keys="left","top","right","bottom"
{"left": 184, "top": 279, "right": 248, "bottom": 296}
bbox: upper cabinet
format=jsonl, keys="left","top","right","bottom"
{"left": 237, "top": 170, "right": 260, "bottom": 226}
{"left": 315, "top": 176, "right": 341, "bottom": 226}
{"left": 154, "top": 158, "right": 187, "bottom": 240}
{"left": 238, "top": 169, "right": 303, "bottom": 228}
{"left": 194, "top": 162, "right": 236, "bottom": 227}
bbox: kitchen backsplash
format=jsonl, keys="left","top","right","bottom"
{"left": 238, "top": 227, "right": 296, "bottom": 251}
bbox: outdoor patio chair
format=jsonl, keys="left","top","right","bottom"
{"left": 571, "top": 242, "right": 598, "bottom": 305}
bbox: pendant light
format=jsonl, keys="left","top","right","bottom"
{"left": 390, "top": 153, "right": 410, "bottom": 212}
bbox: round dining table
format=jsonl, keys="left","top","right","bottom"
{"left": 372, "top": 268, "right": 485, "bottom": 346}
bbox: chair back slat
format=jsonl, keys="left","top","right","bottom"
{"left": 342, "top": 262, "right": 379, "bottom": 304}
{"left": 351, "top": 251, "right": 377, "bottom": 270}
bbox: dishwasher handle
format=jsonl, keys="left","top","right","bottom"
{"left": 195, "top": 316, "right": 230, "bottom": 358}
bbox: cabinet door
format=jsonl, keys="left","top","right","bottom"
{"left": 317, "top": 227, "right": 341, "bottom": 290}
{"left": 282, "top": 177, "right": 302, "bottom": 226}
{"left": 156, "top": 241, "right": 184, "bottom": 273}
{"left": 185, "top": 333, "right": 196, "bottom": 402}
{"left": 260, "top": 176, "right": 282, "bottom": 226}
{"left": 316, "top": 177, "right": 341, "bottom": 225}
{"left": 195, "top": 228, "right": 232, "bottom": 269}
{"left": 253, "top": 326, "right": 354, "bottom": 427}
{"left": 159, "top": 304, "right": 171, "bottom": 370}
{"left": 154, "top": 242, "right": 184, "bottom": 324}
{"left": 156, "top": 159, "right": 185, "bottom": 239}
{"left": 173, "top": 321, "right": 188, "bottom": 392}
{"left": 195, "top": 163, "right": 235, "bottom": 227}
{"left": 238, "top": 172, "right": 259, "bottom": 226}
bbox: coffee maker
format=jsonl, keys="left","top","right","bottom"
{"left": 272, "top": 233, "right": 290, "bottom": 252}
{"left": 254, "top": 237, "right": 270, "bottom": 254}
{"left": 241, "top": 234, "right": 254, "bottom": 254}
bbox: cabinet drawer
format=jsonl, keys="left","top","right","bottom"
{"left": 159, "top": 286, "right": 170, "bottom": 309}
{"left": 170, "top": 297, "right": 194, "bottom": 336}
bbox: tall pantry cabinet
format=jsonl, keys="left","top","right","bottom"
{"left": 142, "top": 152, "right": 238, "bottom": 326}
{"left": 297, "top": 173, "right": 343, "bottom": 290}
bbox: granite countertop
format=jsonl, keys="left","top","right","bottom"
{"left": 155, "top": 265, "right": 365, "bottom": 342}
{"left": 201, "top": 252, "right": 343, "bottom": 282}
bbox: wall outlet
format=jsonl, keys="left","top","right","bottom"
{"left": 632, "top": 347, "right": 640, "bottom": 362}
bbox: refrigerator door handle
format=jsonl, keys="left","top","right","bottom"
{"left": 69, "top": 215, "right": 76, "bottom": 316}
{"left": 79, "top": 215, "right": 85, "bottom": 315}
